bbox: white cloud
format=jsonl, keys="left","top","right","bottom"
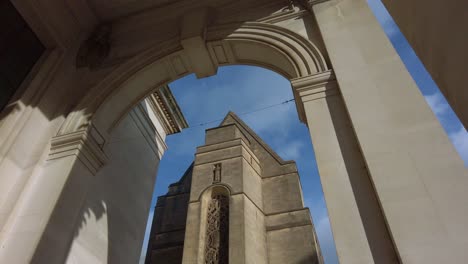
{"left": 424, "top": 93, "right": 450, "bottom": 117}
{"left": 449, "top": 126, "right": 468, "bottom": 167}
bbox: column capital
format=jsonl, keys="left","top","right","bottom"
{"left": 291, "top": 70, "right": 338, "bottom": 123}
{"left": 48, "top": 125, "right": 108, "bottom": 175}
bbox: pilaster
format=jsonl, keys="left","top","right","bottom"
{"left": 292, "top": 70, "right": 337, "bottom": 124}
{"left": 293, "top": 71, "right": 398, "bottom": 264}
{"left": 312, "top": 0, "right": 468, "bottom": 263}
{"left": 0, "top": 126, "right": 107, "bottom": 264}
{"left": 48, "top": 125, "right": 107, "bottom": 175}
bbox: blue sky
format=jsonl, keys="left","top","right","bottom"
{"left": 139, "top": 1, "right": 468, "bottom": 263}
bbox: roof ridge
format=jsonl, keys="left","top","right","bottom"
{"left": 220, "top": 111, "right": 292, "bottom": 164}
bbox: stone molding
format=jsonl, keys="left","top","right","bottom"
{"left": 207, "top": 22, "right": 328, "bottom": 76}
{"left": 265, "top": 208, "right": 312, "bottom": 232}
{"left": 196, "top": 138, "right": 259, "bottom": 163}
{"left": 194, "top": 151, "right": 259, "bottom": 173}
{"left": 59, "top": 22, "right": 328, "bottom": 137}
{"left": 291, "top": 70, "right": 338, "bottom": 123}
{"left": 258, "top": 8, "right": 308, "bottom": 24}
{"left": 129, "top": 104, "right": 167, "bottom": 158}
{"left": 146, "top": 85, "right": 188, "bottom": 135}
{"left": 180, "top": 7, "right": 217, "bottom": 78}
{"left": 262, "top": 171, "right": 300, "bottom": 180}
{"left": 48, "top": 125, "right": 107, "bottom": 175}
{"left": 217, "top": 113, "right": 298, "bottom": 166}
{"left": 194, "top": 138, "right": 262, "bottom": 176}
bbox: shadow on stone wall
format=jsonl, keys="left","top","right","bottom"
{"left": 19, "top": 2, "right": 331, "bottom": 263}
{"left": 30, "top": 110, "right": 160, "bottom": 264}
{"left": 326, "top": 92, "right": 400, "bottom": 263}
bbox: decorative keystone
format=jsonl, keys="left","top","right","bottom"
{"left": 180, "top": 7, "right": 217, "bottom": 78}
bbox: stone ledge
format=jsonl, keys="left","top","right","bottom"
{"left": 265, "top": 208, "right": 312, "bottom": 231}
{"left": 258, "top": 9, "right": 309, "bottom": 24}
{"left": 48, "top": 126, "right": 107, "bottom": 175}
{"left": 292, "top": 70, "right": 338, "bottom": 123}
{"left": 195, "top": 138, "right": 260, "bottom": 164}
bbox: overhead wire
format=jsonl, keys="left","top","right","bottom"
{"left": 104, "top": 97, "right": 297, "bottom": 161}
{"left": 104, "top": 98, "right": 296, "bottom": 144}
{"left": 189, "top": 98, "right": 295, "bottom": 129}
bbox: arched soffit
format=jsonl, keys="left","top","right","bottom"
{"left": 207, "top": 22, "right": 328, "bottom": 78}
{"left": 59, "top": 22, "right": 328, "bottom": 137}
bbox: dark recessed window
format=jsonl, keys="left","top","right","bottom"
{"left": 0, "top": 0, "right": 45, "bottom": 112}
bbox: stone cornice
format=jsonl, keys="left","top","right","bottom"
{"left": 258, "top": 8, "right": 308, "bottom": 24}
{"left": 291, "top": 70, "right": 338, "bottom": 123}
{"left": 48, "top": 125, "right": 107, "bottom": 175}
{"left": 130, "top": 104, "right": 167, "bottom": 158}
{"left": 196, "top": 138, "right": 259, "bottom": 164}
{"left": 194, "top": 151, "right": 262, "bottom": 176}
{"left": 146, "top": 85, "right": 188, "bottom": 135}
{"left": 265, "top": 208, "right": 312, "bottom": 231}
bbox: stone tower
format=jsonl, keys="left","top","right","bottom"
{"left": 145, "top": 112, "right": 323, "bottom": 264}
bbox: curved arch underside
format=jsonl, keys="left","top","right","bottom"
{"left": 61, "top": 22, "right": 329, "bottom": 137}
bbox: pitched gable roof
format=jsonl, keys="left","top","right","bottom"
{"left": 219, "top": 111, "right": 294, "bottom": 165}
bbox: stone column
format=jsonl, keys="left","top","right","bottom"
{"left": 293, "top": 71, "right": 398, "bottom": 264}
{"left": 0, "top": 126, "right": 107, "bottom": 264}
{"left": 380, "top": 0, "right": 468, "bottom": 130}
{"left": 311, "top": 0, "right": 468, "bottom": 263}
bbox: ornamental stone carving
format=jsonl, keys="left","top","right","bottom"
{"left": 204, "top": 194, "right": 229, "bottom": 264}
{"left": 76, "top": 24, "right": 111, "bottom": 69}
{"left": 213, "top": 163, "right": 222, "bottom": 183}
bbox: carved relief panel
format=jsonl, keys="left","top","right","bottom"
{"left": 204, "top": 194, "right": 229, "bottom": 264}
{"left": 213, "top": 163, "right": 222, "bottom": 183}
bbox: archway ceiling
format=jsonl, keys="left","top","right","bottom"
{"left": 87, "top": 0, "right": 288, "bottom": 22}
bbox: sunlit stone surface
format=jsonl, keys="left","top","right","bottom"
{"left": 145, "top": 112, "right": 322, "bottom": 264}
{"left": 0, "top": 0, "right": 467, "bottom": 263}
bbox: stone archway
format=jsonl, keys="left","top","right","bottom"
{"left": 15, "top": 19, "right": 336, "bottom": 264}
{"left": 59, "top": 22, "right": 329, "bottom": 139}
{"left": 51, "top": 22, "right": 331, "bottom": 263}
{"left": 1, "top": 1, "right": 468, "bottom": 263}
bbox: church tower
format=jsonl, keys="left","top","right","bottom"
{"left": 146, "top": 112, "right": 323, "bottom": 264}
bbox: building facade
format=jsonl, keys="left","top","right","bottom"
{"left": 0, "top": 0, "right": 467, "bottom": 263}
{"left": 146, "top": 112, "right": 322, "bottom": 264}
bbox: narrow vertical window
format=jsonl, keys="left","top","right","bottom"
{"left": 205, "top": 194, "right": 229, "bottom": 264}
